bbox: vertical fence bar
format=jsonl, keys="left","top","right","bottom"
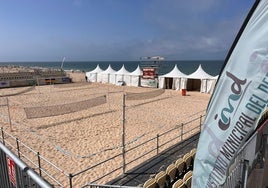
{"left": 122, "top": 94, "right": 126, "bottom": 174}
{"left": 242, "top": 160, "right": 249, "bottom": 188}
{"left": 36, "top": 78, "right": 40, "bottom": 94}
{"left": 6, "top": 97, "right": 13, "bottom": 132}
{"left": 69, "top": 174, "right": 73, "bottom": 188}
{"left": 16, "top": 138, "right": 20, "bottom": 158}
{"left": 181, "top": 123, "right": 184, "bottom": 141}
{"left": 156, "top": 134, "right": 159, "bottom": 155}
{"left": 199, "top": 115, "right": 202, "bottom": 131}
{"left": 37, "top": 152, "right": 42, "bottom": 176}
{"left": 1, "top": 128, "right": 5, "bottom": 145}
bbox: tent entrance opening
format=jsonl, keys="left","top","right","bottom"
{"left": 187, "top": 79, "right": 201, "bottom": 91}
{"left": 164, "top": 77, "right": 173, "bottom": 89}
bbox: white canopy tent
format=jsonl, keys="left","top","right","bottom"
{"left": 114, "top": 64, "right": 131, "bottom": 85}
{"left": 158, "top": 64, "right": 187, "bottom": 90}
{"left": 85, "top": 64, "right": 103, "bottom": 82}
{"left": 187, "top": 65, "right": 218, "bottom": 93}
{"left": 100, "top": 65, "right": 116, "bottom": 84}
{"left": 129, "top": 65, "right": 142, "bottom": 87}
{"left": 207, "top": 75, "right": 219, "bottom": 94}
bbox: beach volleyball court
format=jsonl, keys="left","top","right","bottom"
{"left": 0, "top": 82, "right": 210, "bottom": 186}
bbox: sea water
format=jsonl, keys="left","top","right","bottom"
{"left": 0, "top": 60, "right": 224, "bottom": 76}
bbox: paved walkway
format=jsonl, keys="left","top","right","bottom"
{"left": 108, "top": 133, "right": 200, "bottom": 187}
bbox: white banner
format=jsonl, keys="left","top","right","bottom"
{"left": 140, "top": 78, "right": 158, "bottom": 88}
{"left": 192, "top": 0, "right": 268, "bottom": 187}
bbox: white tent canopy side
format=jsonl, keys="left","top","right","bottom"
{"left": 206, "top": 75, "right": 219, "bottom": 94}
{"left": 186, "top": 64, "right": 216, "bottom": 93}
{"left": 129, "top": 65, "right": 142, "bottom": 87}
{"left": 100, "top": 64, "right": 116, "bottom": 84}
{"left": 85, "top": 64, "right": 104, "bottom": 82}
{"left": 114, "top": 64, "right": 131, "bottom": 85}
{"left": 158, "top": 64, "right": 187, "bottom": 90}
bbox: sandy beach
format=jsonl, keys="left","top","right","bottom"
{"left": 0, "top": 72, "right": 211, "bottom": 187}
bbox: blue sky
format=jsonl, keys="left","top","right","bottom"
{"left": 0, "top": 0, "right": 255, "bottom": 62}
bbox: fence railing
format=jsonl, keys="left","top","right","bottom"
{"left": 1, "top": 105, "right": 260, "bottom": 188}
{"left": 122, "top": 115, "right": 204, "bottom": 173}
{"left": 74, "top": 114, "right": 205, "bottom": 187}
{"left": 0, "top": 140, "right": 53, "bottom": 188}
{"left": 221, "top": 123, "right": 265, "bottom": 188}
{"left": 1, "top": 128, "right": 69, "bottom": 187}
{"left": 0, "top": 113, "right": 205, "bottom": 188}
{"left": 82, "top": 184, "right": 137, "bottom": 188}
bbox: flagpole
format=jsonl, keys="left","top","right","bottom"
{"left": 60, "top": 57, "right": 66, "bottom": 71}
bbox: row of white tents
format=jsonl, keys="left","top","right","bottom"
{"left": 85, "top": 64, "right": 218, "bottom": 93}
{"left": 85, "top": 64, "right": 142, "bottom": 87}
{"left": 159, "top": 64, "right": 218, "bottom": 93}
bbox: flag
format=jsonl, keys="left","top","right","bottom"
{"left": 192, "top": 0, "right": 268, "bottom": 187}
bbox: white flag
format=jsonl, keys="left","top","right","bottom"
{"left": 192, "top": 0, "right": 268, "bottom": 187}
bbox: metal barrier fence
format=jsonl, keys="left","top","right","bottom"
{"left": 122, "top": 115, "right": 203, "bottom": 173}
{"left": 0, "top": 114, "right": 205, "bottom": 187}
{"left": 1, "top": 128, "right": 70, "bottom": 187}
{"left": 83, "top": 120, "right": 267, "bottom": 188}
{"left": 0, "top": 141, "right": 53, "bottom": 188}
{"left": 221, "top": 124, "right": 265, "bottom": 188}
{"left": 74, "top": 115, "right": 205, "bottom": 187}
{"left": 81, "top": 184, "right": 137, "bottom": 188}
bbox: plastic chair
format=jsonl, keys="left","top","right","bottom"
{"left": 183, "top": 171, "right": 192, "bottom": 188}
{"left": 166, "top": 163, "right": 177, "bottom": 185}
{"left": 190, "top": 148, "right": 197, "bottom": 160}
{"left": 143, "top": 177, "right": 157, "bottom": 188}
{"left": 183, "top": 153, "right": 192, "bottom": 171}
{"left": 155, "top": 171, "right": 167, "bottom": 188}
{"left": 190, "top": 148, "right": 197, "bottom": 170}
{"left": 172, "top": 179, "right": 186, "bottom": 188}
{"left": 175, "top": 158, "right": 186, "bottom": 178}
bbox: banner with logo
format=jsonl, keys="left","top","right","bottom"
{"left": 192, "top": 0, "right": 268, "bottom": 187}
{"left": 6, "top": 156, "right": 17, "bottom": 187}
{"left": 142, "top": 68, "right": 156, "bottom": 79}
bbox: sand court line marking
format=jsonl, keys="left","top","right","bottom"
{"left": 24, "top": 95, "right": 107, "bottom": 119}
